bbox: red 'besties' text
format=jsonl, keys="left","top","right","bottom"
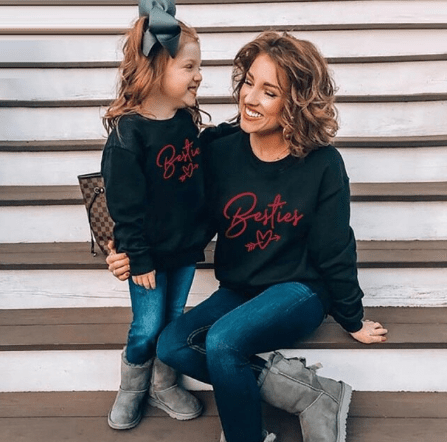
{"left": 223, "top": 192, "right": 304, "bottom": 239}
{"left": 156, "top": 139, "right": 200, "bottom": 181}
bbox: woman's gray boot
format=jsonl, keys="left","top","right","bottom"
{"left": 258, "top": 351, "right": 352, "bottom": 442}
{"left": 108, "top": 350, "right": 154, "bottom": 430}
{"left": 148, "top": 357, "right": 203, "bottom": 420}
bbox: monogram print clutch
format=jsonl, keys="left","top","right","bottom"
{"left": 78, "top": 172, "right": 114, "bottom": 256}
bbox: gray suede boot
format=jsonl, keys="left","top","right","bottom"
{"left": 108, "top": 350, "right": 153, "bottom": 430}
{"left": 148, "top": 357, "right": 203, "bottom": 420}
{"left": 258, "top": 352, "right": 352, "bottom": 442}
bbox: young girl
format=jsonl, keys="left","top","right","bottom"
{"left": 101, "top": 2, "right": 210, "bottom": 430}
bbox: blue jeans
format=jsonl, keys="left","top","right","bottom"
{"left": 125, "top": 264, "right": 196, "bottom": 365}
{"left": 157, "top": 282, "right": 325, "bottom": 442}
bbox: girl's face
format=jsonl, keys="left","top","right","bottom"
{"left": 160, "top": 40, "right": 202, "bottom": 110}
{"left": 239, "top": 53, "right": 286, "bottom": 137}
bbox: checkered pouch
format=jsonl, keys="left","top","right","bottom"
{"left": 78, "top": 172, "right": 114, "bottom": 256}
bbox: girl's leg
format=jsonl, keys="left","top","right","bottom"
{"left": 205, "top": 282, "right": 325, "bottom": 442}
{"left": 126, "top": 272, "right": 168, "bottom": 364}
{"left": 148, "top": 264, "right": 203, "bottom": 420}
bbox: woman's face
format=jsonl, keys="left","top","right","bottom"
{"left": 239, "top": 53, "right": 286, "bottom": 137}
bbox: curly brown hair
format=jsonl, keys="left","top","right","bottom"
{"left": 232, "top": 31, "right": 338, "bottom": 158}
{"left": 103, "top": 17, "right": 202, "bottom": 133}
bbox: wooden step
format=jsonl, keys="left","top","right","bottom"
{"left": 3, "top": 53, "right": 447, "bottom": 69}
{"left": 2, "top": 31, "right": 446, "bottom": 65}
{"left": 0, "top": 390, "right": 446, "bottom": 442}
{"left": 1, "top": 135, "right": 446, "bottom": 152}
{"left": 2, "top": 182, "right": 446, "bottom": 206}
{"left": 1, "top": 241, "right": 446, "bottom": 270}
{"left": 2, "top": 101, "right": 446, "bottom": 140}
{"left": 2, "top": 2, "right": 447, "bottom": 35}
{"left": 1, "top": 306, "right": 446, "bottom": 352}
{"left": 3, "top": 61, "right": 446, "bottom": 102}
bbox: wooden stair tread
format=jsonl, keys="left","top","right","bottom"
{"left": 0, "top": 391, "right": 447, "bottom": 442}
{"left": 0, "top": 241, "right": 446, "bottom": 270}
{"left": 2, "top": 182, "right": 447, "bottom": 206}
{"left": 3, "top": 391, "right": 447, "bottom": 419}
{"left": 2, "top": 93, "right": 447, "bottom": 108}
{"left": 1, "top": 306, "right": 447, "bottom": 350}
{"left": 2, "top": 54, "right": 447, "bottom": 69}
{"left": 1, "top": 135, "right": 445, "bottom": 152}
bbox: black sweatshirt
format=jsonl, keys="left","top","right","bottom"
{"left": 101, "top": 110, "right": 210, "bottom": 275}
{"left": 205, "top": 130, "right": 364, "bottom": 333}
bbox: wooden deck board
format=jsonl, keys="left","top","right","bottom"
{"left": 1, "top": 135, "right": 445, "bottom": 152}
{"left": 1, "top": 392, "right": 447, "bottom": 442}
{"left": 1, "top": 307, "right": 447, "bottom": 351}
{"left": 3, "top": 391, "right": 447, "bottom": 419}
{"left": 1, "top": 241, "right": 446, "bottom": 270}
{"left": 2, "top": 183, "right": 447, "bottom": 206}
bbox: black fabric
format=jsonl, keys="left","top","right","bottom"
{"left": 101, "top": 110, "right": 209, "bottom": 275}
{"left": 204, "top": 130, "right": 364, "bottom": 333}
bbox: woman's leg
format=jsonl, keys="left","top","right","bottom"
{"left": 157, "top": 287, "right": 258, "bottom": 385}
{"left": 164, "top": 264, "right": 196, "bottom": 324}
{"left": 205, "top": 282, "right": 325, "bottom": 442}
{"left": 126, "top": 272, "right": 168, "bottom": 364}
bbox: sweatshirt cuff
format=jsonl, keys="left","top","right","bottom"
{"left": 341, "top": 320, "right": 363, "bottom": 334}
{"left": 129, "top": 252, "right": 155, "bottom": 276}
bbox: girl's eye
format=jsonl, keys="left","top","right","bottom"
{"left": 265, "top": 91, "right": 277, "bottom": 98}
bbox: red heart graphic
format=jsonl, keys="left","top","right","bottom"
{"left": 256, "top": 230, "right": 273, "bottom": 250}
{"left": 182, "top": 163, "right": 195, "bottom": 178}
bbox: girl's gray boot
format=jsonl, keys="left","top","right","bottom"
{"left": 148, "top": 357, "right": 203, "bottom": 420}
{"left": 108, "top": 350, "right": 154, "bottom": 430}
{"left": 258, "top": 352, "right": 352, "bottom": 442}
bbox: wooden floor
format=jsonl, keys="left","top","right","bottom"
{"left": 2, "top": 391, "right": 447, "bottom": 442}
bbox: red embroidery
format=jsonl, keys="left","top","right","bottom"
{"left": 223, "top": 192, "right": 304, "bottom": 251}
{"left": 156, "top": 139, "right": 200, "bottom": 181}
{"left": 246, "top": 230, "right": 281, "bottom": 252}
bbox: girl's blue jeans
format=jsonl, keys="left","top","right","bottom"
{"left": 125, "top": 264, "right": 196, "bottom": 365}
{"left": 157, "top": 282, "right": 325, "bottom": 442}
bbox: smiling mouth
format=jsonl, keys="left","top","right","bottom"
{"left": 245, "top": 107, "right": 262, "bottom": 118}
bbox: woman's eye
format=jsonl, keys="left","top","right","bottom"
{"left": 265, "top": 91, "right": 276, "bottom": 98}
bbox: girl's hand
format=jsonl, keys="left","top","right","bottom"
{"left": 106, "top": 240, "right": 130, "bottom": 281}
{"left": 132, "top": 271, "right": 156, "bottom": 290}
{"left": 350, "top": 320, "right": 388, "bottom": 344}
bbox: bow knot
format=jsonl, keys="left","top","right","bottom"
{"left": 139, "top": 0, "right": 180, "bottom": 58}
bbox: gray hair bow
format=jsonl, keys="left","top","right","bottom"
{"left": 139, "top": 0, "right": 180, "bottom": 58}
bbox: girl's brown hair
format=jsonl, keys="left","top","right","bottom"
{"left": 103, "top": 17, "right": 201, "bottom": 133}
{"left": 232, "top": 31, "right": 338, "bottom": 158}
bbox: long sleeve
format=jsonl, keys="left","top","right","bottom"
{"left": 101, "top": 139, "right": 154, "bottom": 276}
{"left": 307, "top": 160, "right": 364, "bottom": 332}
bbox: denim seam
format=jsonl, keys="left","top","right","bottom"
{"left": 187, "top": 325, "right": 211, "bottom": 355}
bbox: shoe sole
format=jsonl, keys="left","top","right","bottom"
{"left": 147, "top": 396, "right": 203, "bottom": 421}
{"left": 336, "top": 381, "right": 353, "bottom": 442}
{"left": 107, "top": 410, "right": 142, "bottom": 430}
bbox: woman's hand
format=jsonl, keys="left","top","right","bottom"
{"left": 132, "top": 271, "right": 157, "bottom": 290}
{"left": 106, "top": 240, "right": 130, "bottom": 281}
{"left": 350, "top": 320, "right": 388, "bottom": 344}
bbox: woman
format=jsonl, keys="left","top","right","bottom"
{"left": 107, "top": 31, "right": 388, "bottom": 442}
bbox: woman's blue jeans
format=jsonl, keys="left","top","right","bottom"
{"left": 125, "top": 264, "right": 196, "bottom": 365}
{"left": 157, "top": 282, "right": 325, "bottom": 442}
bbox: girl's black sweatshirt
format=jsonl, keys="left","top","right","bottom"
{"left": 205, "top": 130, "right": 364, "bottom": 333}
{"left": 101, "top": 110, "right": 210, "bottom": 275}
